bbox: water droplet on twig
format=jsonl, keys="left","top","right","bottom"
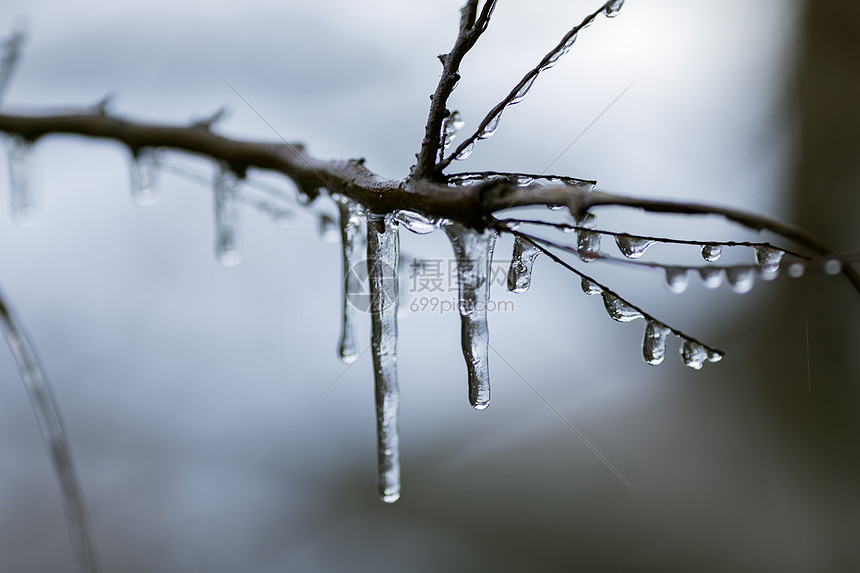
{"left": 604, "top": 0, "right": 625, "bottom": 18}
{"left": 615, "top": 235, "right": 654, "bottom": 259}
{"left": 681, "top": 339, "right": 708, "bottom": 370}
{"left": 602, "top": 291, "right": 643, "bottom": 322}
{"left": 577, "top": 229, "right": 601, "bottom": 262}
{"left": 581, "top": 277, "right": 602, "bottom": 295}
{"left": 698, "top": 267, "right": 724, "bottom": 289}
{"left": 642, "top": 320, "right": 670, "bottom": 365}
{"left": 725, "top": 267, "right": 754, "bottom": 294}
{"left": 754, "top": 245, "right": 784, "bottom": 273}
{"left": 701, "top": 243, "right": 722, "bottom": 262}
{"left": 507, "top": 236, "right": 541, "bottom": 293}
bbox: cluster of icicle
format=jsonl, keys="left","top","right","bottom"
{"left": 332, "top": 195, "right": 497, "bottom": 502}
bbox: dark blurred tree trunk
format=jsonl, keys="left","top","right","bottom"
{"left": 745, "top": 0, "right": 860, "bottom": 567}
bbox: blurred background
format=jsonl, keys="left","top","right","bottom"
{"left": 0, "top": 0, "right": 858, "bottom": 570}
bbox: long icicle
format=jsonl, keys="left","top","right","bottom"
{"left": 335, "top": 195, "right": 363, "bottom": 363}
{"left": 444, "top": 221, "right": 498, "bottom": 410}
{"left": 0, "top": 286, "right": 100, "bottom": 573}
{"left": 366, "top": 213, "right": 401, "bottom": 502}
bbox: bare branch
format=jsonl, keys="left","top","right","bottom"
{"left": 439, "top": 1, "right": 618, "bottom": 171}
{"left": 411, "top": 0, "right": 498, "bottom": 180}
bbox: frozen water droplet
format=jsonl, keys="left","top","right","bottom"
{"left": 213, "top": 165, "right": 242, "bottom": 267}
{"left": 366, "top": 213, "right": 401, "bottom": 502}
{"left": 787, "top": 262, "right": 805, "bottom": 278}
{"left": 576, "top": 211, "right": 597, "bottom": 228}
{"left": 444, "top": 221, "right": 498, "bottom": 410}
{"left": 581, "top": 277, "right": 602, "bottom": 295}
{"left": 546, "top": 33, "right": 578, "bottom": 67}
{"left": 681, "top": 339, "right": 708, "bottom": 370}
{"left": 664, "top": 267, "right": 689, "bottom": 294}
{"left": 319, "top": 214, "right": 339, "bottom": 243}
{"left": 615, "top": 235, "right": 654, "bottom": 259}
{"left": 642, "top": 321, "right": 671, "bottom": 365}
{"left": 478, "top": 109, "right": 503, "bottom": 140}
{"left": 395, "top": 210, "right": 437, "bottom": 234}
{"left": 547, "top": 204, "right": 564, "bottom": 211}
{"left": 698, "top": 267, "right": 724, "bottom": 289}
{"left": 334, "top": 196, "right": 365, "bottom": 364}
{"left": 7, "top": 135, "right": 38, "bottom": 227}
{"left": 604, "top": 0, "right": 625, "bottom": 18}
{"left": 754, "top": 245, "right": 784, "bottom": 273}
{"left": 577, "top": 229, "right": 601, "bottom": 262}
{"left": 602, "top": 291, "right": 643, "bottom": 323}
{"left": 129, "top": 148, "right": 160, "bottom": 207}
{"left": 516, "top": 176, "right": 534, "bottom": 187}
{"left": 726, "top": 267, "right": 754, "bottom": 294}
{"left": 707, "top": 349, "right": 724, "bottom": 363}
{"left": 701, "top": 244, "right": 722, "bottom": 262}
{"left": 455, "top": 141, "right": 475, "bottom": 161}
{"left": 296, "top": 186, "right": 317, "bottom": 205}
{"left": 507, "top": 236, "right": 541, "bottom": 293}
{"left": 823, "top": 259, "right": 842, "bottom": 275}
{"left": 510, "top": 75, "right": 537, "bottom": 105}
{"left": 441, "top": 110, "right": 464, "bottom": 149}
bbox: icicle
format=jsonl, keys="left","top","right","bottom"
{"left": 0, "top": 288, "right": 101, "bottom": 572}
{"left": 615, "top": 235, "right": 654, "bottom": 259}
{"left": 367, "top": 213, "right": 401, "bottom": 503}
{"left": 680, "top": 339, "right": 708, "bottom": 370}
{"left": 213, "top": 164, "right": 242, "bottom": 267}
{"left": 604, "top": 0, "right": 626, "bottom": 18}
{"left": 642, "top": 320, "right": 671, "bottom": 365}
{"left": 441, "top": 110, "right": 464, "bottom": 149}
{"left": 129, "top": 148, "right": 160, "bottom": 207}
{"left": 444, "top": 221, "right": 498, "bottom": 410}
{"left": 699, "top": 267, "right": 723, "bottom": 289}
{"left": 664, "top": 267, "right": 689, "bottom": 294}
{"left": 823, "top": 259, "right": 842, "bottom": 275}
{"left": 581, "top": 276, "right": 603, "bottom": 295}
{"left": 335, "top": 196, "right": 364, "bottom": 363}
{"left": 787, "top": 263, "right": 805, "bottom": 278}
{"left": 726, "top": 266, "right": 754, "bottom": 294}
{"left": 7, "top": 135, "right": 38, "bottom": 227}
{"left": 395, "top": 210, "right": 437, "bottom": 234}
{"left": 577, "top": 229, "right": 601, "bottom": 261}
{"left": 754, "top": 245, "right": 784, "bottom": 273}
{"left": 507, "top": 236, "right": 541, "bottom": 293}
{"left": 318, "top": 214, "right": 339, "bottom": 243}
{"left": 701, "top": 243, "right": 722, "bottom": 262}
{"left": 602, "top": 291, "right": 643, "bottom": 322}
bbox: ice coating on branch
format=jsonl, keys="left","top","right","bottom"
{"left": 395, "top": 210, "right": 438, "bottom": 234}
{"left": 699, "top": 267, "right": 723, "bottom": 289}
{"left": 577, "top": 229, "right": 601, "bottom": 261}
{"left": 367, "top": 213, "right": 401, "bottom": 502}
{"left": 318, "top": 214, "right": 339, "bottom": 243}
{"left": 726, "top": 267, "right": 754, "bottom": 294}
{"left": 455, "top": 141, "right": 475, "bottom": 161}
{"left": 664, "top": 267, "right": 689, "bottom": 294}
{"left": 213, "top": 165, "right": 242, "bottom": 267}
{"left": 681, "top": 339, "right": 708, "bottom": 370}
{"left": 129, "top": 148, "right": 160, "bottom": 207}
{"left": 754, "top": 245, "right": 784, "bottom": 273}
{"left": 643, "top": 321, "right": 671, "bottom": 365}
{"left": 510, "top": 75, "right": 537, "bottom": 105}
{"left": 581, "top": 276, "right": 603, "bottom": 295}
{"left": 701, "top": 244, "right": 723, "bottom": 262}
{"left": 615, "top": 235, "right": 654, "bottom": 259}
{"left": 478, "top": 109, "right": 503, "bottom": 140}
{"left": 604, "top": 0, "right": 625, "bottom": 18}
{"left": 602, "top": 291, "right": 643, "bottom": 322}
{"left": 507, "top": 236, "right": 541, "bottom": 293}
{"left": 7, "top": 135, "right": 38, "bottom": 227}
{"left": 441, "top": 110, "right": 464, "bottom": 149}
{"left": 545, "top": 33, "right": 578, "bottom": 68}
{"left": 335, "top": 195, "right": 364, "bottom": 363}
{"left": 444, "top": 221, "right": 498, "bottom": 410}
{"left": 0, "top": 289, "right": 101, "bottom": 572}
